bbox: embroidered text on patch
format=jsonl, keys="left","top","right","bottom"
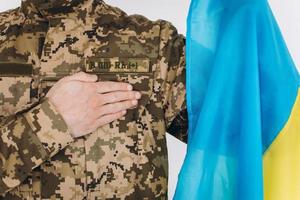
{"left": 85, "top": 58, "right": 150, "bottom": 73}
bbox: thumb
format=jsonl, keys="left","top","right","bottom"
{"left": 67, "top": 72, "right": 98, "bottom": 82}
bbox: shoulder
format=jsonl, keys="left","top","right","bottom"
{"left": 92, "top": 2, "right": 185, "bottom": 61}
{"left": 0, "top": 7, "right": 22, "bottom": 26}
{"left": 0, "top": 8, "right": 24, "bottom": 40}
{"left": 156, "top": 19, "right": 184, "bottom": 44}
{"left": 94, "top": 2, "right": 182, "bottom": 37}
{"left": 95, "top": 2, "right": 160, "bottom": 32}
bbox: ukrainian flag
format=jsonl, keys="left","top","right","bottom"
{"left": 174, "top": 0, "right": 300, "bottom": 199}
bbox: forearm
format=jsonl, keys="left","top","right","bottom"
{"left": 0, "top": 99, "right": 73, "bottom": 194}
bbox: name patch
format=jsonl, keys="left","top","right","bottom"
{"left": 85, "top": 58, "right": 150, "bottom": 73}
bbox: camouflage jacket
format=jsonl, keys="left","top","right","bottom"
{"left": 0, "top": 0, "right": 188, "bottom": 199}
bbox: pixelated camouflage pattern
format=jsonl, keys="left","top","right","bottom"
{"left": 0, "top": 0, "right": 188, "bottom": 199}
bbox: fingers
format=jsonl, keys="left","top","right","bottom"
{"left": 100, "top": 91, "right": 141, "bottom": 105}
{"left": 66, "top": 72, "right": 98, "bottom": 82}
{"left": 94, "top": 110, "right": 127, "bottom": 128}
{"left": 96, "top": 81, "right": 133, "bottom": 94}
{"left": 97, "top": 100, "right": 137, "bottom": 116}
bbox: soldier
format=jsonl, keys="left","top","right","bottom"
{"left": 0, "top": 0, "right": 188, "bottom": 199}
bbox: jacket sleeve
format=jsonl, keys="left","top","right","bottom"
{"left": 158, "top": 20, "right": 188, "bottom": 144}
{"left": 0, "top": 98, "right": 74, "bottom": 195}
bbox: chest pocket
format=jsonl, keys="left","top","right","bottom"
{"left": 98, "top": 73, "right": 153, "bottom": 108}
{"left": 0, "top": 63, "right": 33, "bottom": 117}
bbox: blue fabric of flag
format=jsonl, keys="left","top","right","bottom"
{"left": 174, "top": 0, "right": 300, "bottom": 199}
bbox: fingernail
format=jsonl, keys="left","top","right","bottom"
{"left": 122, "top": 110, "right": 127, "bottom": 115}
{"left": 132, "top": 100, "right": 138, "bottom": 105}
{"left": 127, "top": 85, "right": 133, "bottom": 90}
{"left": 135, "top": 92, "right": 141, "bottom": 99}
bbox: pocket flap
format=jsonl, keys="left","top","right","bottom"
{"left": 0, "top": 62, "right": 33, "bottom": 76}
{"left": 0, "top": 77, "right": 32, "bottom": 116}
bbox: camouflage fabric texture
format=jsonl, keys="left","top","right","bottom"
{"left": 0, "top": 0, "right": 188, "bottom": 199}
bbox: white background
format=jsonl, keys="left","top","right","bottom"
{"left": 1, "top": 0, "right": 299, "bottom": 199}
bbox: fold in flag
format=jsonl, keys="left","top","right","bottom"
{"left": 174, "top": 0, "right": 300, "bottom": 199}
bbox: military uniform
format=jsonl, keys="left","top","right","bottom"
{"left": 0, "top": 0, "right": 188, "bottom": 199}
